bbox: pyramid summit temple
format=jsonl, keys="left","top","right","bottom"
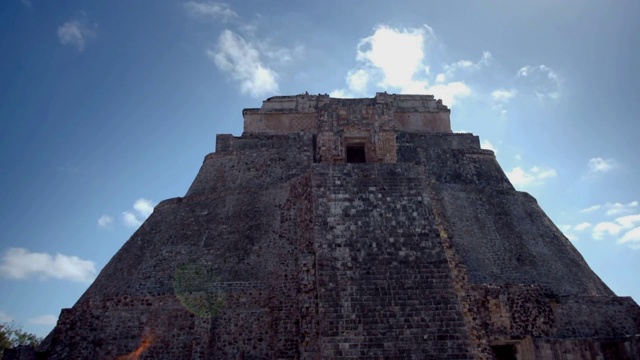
{"left": 8, "top": 93, "right": 640, "bottom": 359}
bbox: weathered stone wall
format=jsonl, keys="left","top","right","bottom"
{"left": 46, "top": 169, "right": 319, "bottom": 359}
{"left": 311, "top": 163, "right": 474, "bottom": 359}
{"left": 187, "top": 133, "right": 314, "bottom": 196}
{"left": 437, "top": 187, "right": 613, "bottom": 296}
{"left": 243, "top": 93, "right": 451, "bottom": 136}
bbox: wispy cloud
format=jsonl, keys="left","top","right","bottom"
{"left": 573, "top": 222, "right": 592, "bottom": 231}
{"left": 57, "top": 19, "right": 96, "bottom": 52}
{"left": 28, "top": 314, "right": 58, "bottom": 326}
{"left": 491, "top": 89, "right": 517, "bottom": 115}
{"left": 0, "top": 248, "right": 96, "bottom": 283}
{"left": 184, "top": 2, "right": 300, "bottom": 98}
{"left": 506, "top": 165, "right": 557, "bottom": 188}
{"left": 208, "top": 30, "right": 279, "bottom": 98}
{"left": 331, "top": 25, "right": 478, "bottom": 107}
{"left": 580, "top": 204, "right": 601, "bottom": 213}
{"left": 184, "top": 1, "right": 237, "bottom": 21}
{"left": 588, "top": 157, "right": 618, "bottom": 174}
{"left": 122, "top": 198, "right": 156, "bottom": 228}
{"left": 440, "top": 51, "right": 492, "bottom": 81}
{"left": 579, "top": 201, "right": 638, "bottom": 216}
{"left": 516, "top": 64, "right": 560, "bottom": 100}
{"left": 97, "top": 215, "right": 114, "bottom": 228}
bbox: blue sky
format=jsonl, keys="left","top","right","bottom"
{"left": 1, "top": 0, "right": 639, "bottom": 337}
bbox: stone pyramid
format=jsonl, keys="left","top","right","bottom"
{"left": 23, "top": 93, "right": 640, "bottom": 359}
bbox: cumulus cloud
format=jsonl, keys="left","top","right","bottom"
{"left": 592, "top": 222, "right": 622, "bottom": 240}
{"left": 591, "top": 213, "right": 640, "bottom": 248}
{"left": 0, "top": 310, "right": 12, "bottom": 323}
{"left": 356, "top": 26, "right": 428, "bottom": 89}
{"left": 133, "top": 199, "right": 155, "bottom": 218}
{"left": 516, "top": 64, "right": 560, "bottom": 100}
{"left": 331, "top": 25, "right": 479, "bottom": 107}
{"left": 588, "top": 157, "right": 618, "bottom": 174}
{"left": 0, "top": 248, "right": 96, "bottom": 283}
{"left": 615, "top": 214, "right": 640, "bottom": 228}
{"left": 123, "top": 198, "right": 156, "bottom": 228}
{"left": 208, "top": 30, "right": 279, "bottom": 98}
{"left": 97, "top": 215, "right": 114, "bottom": 228}
{"left": 506, "top": 166, "right": 557, "bottom": 188}
{"left": 57, "top": 20, "right": 95, "bottom": 52}
{"left": 29, "top": 314, "right": 58, "bottom": 326}
{"left": 184, "top": 1, "right": 237, "bottom": 21}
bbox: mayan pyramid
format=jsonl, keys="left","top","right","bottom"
{"left": 18, "top": 93, "right": 640, "bottom": 359}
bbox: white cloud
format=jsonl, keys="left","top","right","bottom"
{"left": 57, "top": 20, "right": 95, "bottom": 52}
{"left": 424, "top": 82, "right": 471, "bottom": 108}
{"left": 491, "top": 88, "right": 517, "bottom": 115}
{"left": 558, "top": 224, "right": 577, "bottom": 242}
{"left": 97, "top": 215, "right": 114, "bottom": 228}
{"left": 356, "top": 26, "right": 427, "bottom": 89}
{"left": 491, "top": 89, "right": 517, "bottom": 102}
{"left": 573, "top": 222, "right": 592, "bottom": 231}
{"left": 480, "top": 139, "right": 497, "bottom": 153}
{"left": 605, "top": 201, "right": 638, "bottom": 216}
{"left": 0, "top": 248, "right": 96, "bottom": 283}
{"left": 578, "top": 201, "right": 638, "bottom": 216}
{"left": 123, "top": 212, "right": 142, "bottom": 228}
{"left": 208, "top": 30, "right": 279, "bottom": 98}
{"left": 133, "top": 199, "right": 155, "bottom": 218}
{"left": 443, "top": 51, "right": 491, "bottom": 78}
{"left": 516, "top": 64, "right": 560, "bottom": 100}
{"left": 565, "top": 233, "right": 578, "bottom": 242}
{"left": 591, "top": 214, "right": 640, "bottom": 241}
{"left": 122, "top": 198, "right": 156, "bottom": 228}
{"left": 28, "top": 314, "right": 58, "bottom": 326}
{"left": 588, "top": 157, "right": 617, "bottom": 174}
{"left": 615, "top": 214, "right": 640, "bottom": 228}
{"left": 346, "top": 69, "right": 369, "bottom": 93}
{"left": 592, "top": 222, "right": 622, "bottom": 240}
{"left": 0, "top": 310, "right": 12, "bottom": 323}
{"left": 580, "top": 204, "right": 601, "bottom": 213}
{"left": 506, "top": 166, "right": 557, "bottom": 188}
{"left": 184, "top": 1, "right": 237, "bottom": 21}
{"left": 331, "top": 25, "right": 476, "bottom": 107}
{"left": 619, "top": 227, "right": 640, "bottom": 245}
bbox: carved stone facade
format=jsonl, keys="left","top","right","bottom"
{"left": 243, "top": 93, "right": 450, "bottom": 164}
{"left": 9, "top": 94, "right": 640, "bottom": 360}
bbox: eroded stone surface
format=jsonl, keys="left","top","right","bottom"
{"left": 8, "top": 94, "right": 640, "bottom": 360}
